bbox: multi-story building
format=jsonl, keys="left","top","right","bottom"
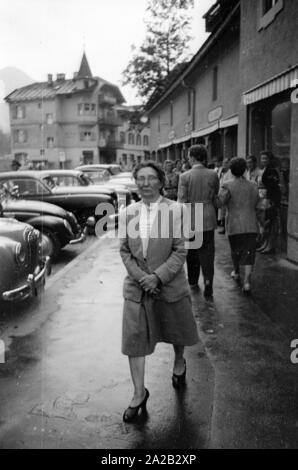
{"left": 146, "top": 0, "right": 298, "bottom": 263}
{"left": 5, "top": 53, "right": 125, "bottom": 168}
{"left": 115, "top": 105, "right": 151, "bottom": 170}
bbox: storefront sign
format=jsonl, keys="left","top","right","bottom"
{"left": 168, "top": 130, "right": 175, "bottom": 140}
{"left": 208, "top": 106, "right": 223, "bottom": 122}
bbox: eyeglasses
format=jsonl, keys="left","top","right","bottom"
{"left": 136, "top": 176, "right": 159, "bottom": 184}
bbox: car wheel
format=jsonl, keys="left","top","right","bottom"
{"left": 40, "top": 231, "right": 61, "bottom": 259}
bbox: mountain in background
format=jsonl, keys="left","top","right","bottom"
{"left": 0, "top": 67, "right": 35, "bottom": 132}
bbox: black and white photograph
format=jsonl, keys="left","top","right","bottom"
{"left": 0, "top": 0, "right": 298, "bottom": 452}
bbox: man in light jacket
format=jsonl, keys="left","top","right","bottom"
{"left": 178, "top": 144, "right": 219, "bottom": 298}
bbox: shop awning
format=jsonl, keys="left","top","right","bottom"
{"left": 219, "top": 114, "right": 238, "bottom": 128}
{"left": 191, "top": 122, "right": 219, "bottom": 138}
{"left": 243, "top": 64, "right": 298, "bottom": 105}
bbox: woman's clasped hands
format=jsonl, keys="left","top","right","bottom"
{"left": 139, "top": 274, "right": 160, "bottom": 296}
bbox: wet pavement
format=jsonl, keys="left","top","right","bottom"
{"left": 0, "top": 233, "right": 298, "bottom": 448}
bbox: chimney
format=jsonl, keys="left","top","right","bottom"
{"left": 47, "top": 73, "right": 53, "bottom": 85}
{"left": 56, "top": 73, "right": 66, "bottom": 81}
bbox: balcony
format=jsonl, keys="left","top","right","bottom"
{"left": 98, "top": 114, "right": 122, "bottom": 127}
{"left": 98, "top": 138, "right": 123, "bottom": 149}
{"left": 98, "top": 94, "right": 117, "bottom": 106}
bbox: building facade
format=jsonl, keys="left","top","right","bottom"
{"left": 115, "top": 105, "right": 151, "bottom": 170}
{"left": 147, "top": 0, "right": 298, "bottom": 263}
{"left": 5, "top": 54, "right": 125, "bottom": 169}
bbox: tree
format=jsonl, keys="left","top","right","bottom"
{"left": 122, "top": 0, "right": 193, "bottom": 102}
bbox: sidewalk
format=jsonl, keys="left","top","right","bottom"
{"left": 0, "top": 234, "right": 297, "bottom": 448}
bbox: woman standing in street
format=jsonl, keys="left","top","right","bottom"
{"left": 218, "top": 157, "right": 259, "bottom": 293}
{"left": 163, "top": 160, "right": 179, "bottom": 200}
{"left": 119, "top": 161, "right": 198, "bottom": 422}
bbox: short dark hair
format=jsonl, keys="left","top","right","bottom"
{"left": 11, "top": 160, "right": 21, "bottom": 168}
{"left": 230, "top": 157, "right": 247, "bottom": 177}
{"left": 132, "top": 160, "right": 165, "bottom": 188}
{"left": 189, "top": 144, "right": 208, "bottom": 163}
{"left": 247, "top": 155, "right": 257, "bottom": 164}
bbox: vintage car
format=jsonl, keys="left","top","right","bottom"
{"left": 0, "top": 204, "right": 50, "bottom": 304}
{"left": 38, "top": 169, "right": 132, "bottom": 209}
{"left": 0, "top": 171, "right": 115, "bottom": 231}
{"left": 76, "top": 163, "right": 122, "bottom": 176}
{"left": 0, "top": 183, "right": 86, "bottom": 258}
{"left": 75, "top": 165, "right": 140, "bottom": 202}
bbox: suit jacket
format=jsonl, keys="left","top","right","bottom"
{"left": 178, "top": 164, "right": 219, "bottom": 232}
{"left": 218, "top": 177, "right": 259, "bottom": 235}
{"left": 119, "top": 198, "right": 190, "bottom": 303}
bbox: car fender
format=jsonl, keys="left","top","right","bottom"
{"left": 0, "top": 239, "right": 17, "bottom": 294}
{"left": 26, "top": 215, "right": 72, "bottom": 239}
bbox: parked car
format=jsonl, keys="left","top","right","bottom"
{"left": 75, "top": 165, "right": 140, "bottom": 202}
{"left": 76, "top": 164, "right": 122, "bottom": 176}
{"left": 0, "top": 182, "right": 86, "bottom": 258}
{"left": 0, "top": 171, "right": 115, "bottom": 231}
{"left": 38, "top": 169, "right": 132, "bottom": 209}
{"left": 0, "top": 203, "right": 51, "bottom": 303}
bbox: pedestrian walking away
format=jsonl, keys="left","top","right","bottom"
{"left": 178, "top": 144, "right": 219, "bottom": 298}
{"left": 119, "top": 161, "right": 198, "bottom": 423}
{"left": 218, "top": 157, "right": 260, "bottom": 294}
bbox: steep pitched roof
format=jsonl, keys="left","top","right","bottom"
{"left": 77, "top": 52, "right": 92, "bottom": 78}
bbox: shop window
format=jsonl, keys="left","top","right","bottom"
{"left": 259, "top": 0, "right": 283, "bottom": 30}
{"left": 122, "top": 154, "right": 127, "bottom": 165}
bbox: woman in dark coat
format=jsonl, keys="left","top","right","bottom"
{"left": 257, "top": 151, "right": 281, "bottom": 254}
{"left": 119, "top": 161, "right": 198, "bottom": 422}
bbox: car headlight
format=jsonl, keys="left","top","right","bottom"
{"left": 63, "top": 219, "right": 73, "bottom": 235}
{"left": 15, "top": 242, "right": 26, "bottom": 265}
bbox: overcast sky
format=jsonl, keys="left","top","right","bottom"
{"left": 0, "top": 0, "right": 214, "bottom": 104}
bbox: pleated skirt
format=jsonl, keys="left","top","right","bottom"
{"left": 122, "top": 294, "right": 199, "bottom": 357}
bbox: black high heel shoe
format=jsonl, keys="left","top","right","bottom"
{"left": 172, "top": 359, "right": 186, "bottom": 388}
{"left": 123, "top": 388, "right": 149, "bottom": 423}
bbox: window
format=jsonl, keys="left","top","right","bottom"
{"left": 2, "top": 178, "right": 49, "bottom": 196}
{"left": 259, "top": 0, "right": 283, "bottom": 29}
{"left": 12, "top": 105, "right": 26, "bottom": 119}
{"left": 80, "top": 131, "right": 95, "bottom": 141}
{"left": 187, "top": 90, "right": 192, "bottom": 116}
{"left": 46, "top": 113, "right": 54, "bottom": 124}
{"left": 136, "top": 134, "right": 141, "bottom": 146}
{"left": 78, "top": 103, "right": 96, "bottom": 116}
{"left": 13, "top": 129, "right": 27, "bottom": 143}
{"left": 128, "top": 133, "right": 134, "bottom": 145}
{"left": 47, "top": 137, "right": 54, "bottom": 148}
{"left": 263, "top": 0, "right": 278, "bottom": 14}
{"left": 122, "top": 153, "right": 127, "bottom": 165}
{"left": 170, "top": 103, "right": 173, "bottom": 126}
{"left": 158, "top": 116, "right": 160, "bottom": 133}
{"left": 212, "top": 66, "right": 218, "bottom": 101}
{"left": 143, "top": 135, "right": 149, "bottom": 146}
{"left": 120, "top": 131, "right": 125, "bottom": 143}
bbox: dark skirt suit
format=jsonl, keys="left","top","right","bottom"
{"left": 119, "top": 198, "right": 198, "bottom": 357}
{"left": 218, "top": 178, "right": 260, "bottom": 266}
